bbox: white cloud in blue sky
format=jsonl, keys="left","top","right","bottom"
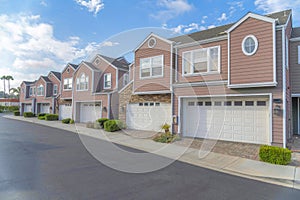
{"left": 75, "top": 0, "right": 104, "bottom": 16}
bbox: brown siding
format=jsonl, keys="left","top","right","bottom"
{"left": 134, "top": 36, "right": 172, "bottom": 93}
{"left": 230, "top": 17, "right": 274, "bottom": 84}
{"left": 61, "top": 65, "right": 75, "bottom": 99}
{"left": 177, "top": 39, "right": 228, "bottom": 83}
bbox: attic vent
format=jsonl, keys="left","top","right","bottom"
{"left": 94, "top": 58, "right": 100, "bottom": 65}
{"left": 67, "top": 68, "right": 70, "bottom": 73}
{"left": 148, "top": 37, "right": 156, "bottom": 48}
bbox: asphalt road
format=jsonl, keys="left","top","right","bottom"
{"left": 0, "top": 115, "right": 300, "bottom": 200}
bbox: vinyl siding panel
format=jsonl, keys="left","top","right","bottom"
{"left": 134, "top": 36, "right": 172, "bottom": 93}
{"left": 61, "top": 66, "right": 75, "bottom": 99}
{"left": 230, "top": 17, "right": 274, "bottom": 85}
{"left": 290, "top": 41, "right": 300, "bottom": 93}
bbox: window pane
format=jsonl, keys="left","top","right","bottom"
{"left": 152, "top": 67, "right": 162, "bottom": 76}
{"left": 152, "top": 56, "right": 162, "bottom": 67}
{"left": 245, "top": 38, "right": 255, "bottom": 53}
{"left": 141, "top": 68, "right": 150, "bottom": 77}
{"left": 209, "top": 47, "right": 219, "bottom": 71}
{"left": 141, "top": 58, "right": 150, "bottom": 68}
{"left": 257, "top": 101, "right": 266, "bottom": 106}
{"left": 194, "top": 62, "right": 207, "bottom": 73}
{"left": 234, "top": 101, "right": 243, "bottom": 106}
{"left": 183, "top": 52, "right": 192, "bottom": 74}
{"left": 245, "top": 101, "right": 254, "bottom": 106}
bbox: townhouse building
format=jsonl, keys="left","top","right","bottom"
{"left": 20, "top": 71, "right": 61, "bottom": 115}
{"left": 120, "top": 9, "right": 297, "bottom": 148}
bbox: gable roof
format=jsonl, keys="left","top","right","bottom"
{"left": 169, "top": 9, "right": 292, "bottom": 45}
{"left": 22, "top": 80, "right": 36, "bottom": 86}
{"left": 41, "top": 76, "right": 51, "bottom": 83}
{"left": 99, "top": 54, "right": 129, "bottom": 71}
{"left": 61, "top": 63, "right": 79, "bottom": 74}
{"left": 49, "top": 71, "right": 61, "bottom": 81}
{"left": 134, "top": 32, "right": 174, "bottom": 52}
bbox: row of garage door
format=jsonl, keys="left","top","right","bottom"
{"left": 23, "top": 103, "right": 50, "bottom": 113}
{"left": 125, "top": 97, "right": 270, "bottom": 144}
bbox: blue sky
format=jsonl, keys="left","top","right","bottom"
{"left": 0, "top": 0, "right": 299, "bottom": 89}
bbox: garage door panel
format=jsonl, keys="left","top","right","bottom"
{"left": 80, "top": 102, "right": 102, "bottom": 123}
{"left": 182, "top": 97, "right": 270, "bottom": 144}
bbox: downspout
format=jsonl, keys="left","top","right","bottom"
{"left": 107, "top": 93, "right": 111, "bottom": 119}
{"left": 282, "top": 27, "right": 287, "bottom": 148}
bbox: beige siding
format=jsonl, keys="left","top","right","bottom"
{"left": 230, "top": 17, "right": 274, "bottom": 84}
{"left": 134, "top": 36, "right": 172, "bottom": 93}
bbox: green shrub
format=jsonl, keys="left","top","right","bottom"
{"left": 97, "top": 118, "right": 109, "bottom": 128}
{"left": 14, "top": 111, "right": 20, "bottom": 116}
{"left": 259, "top": 145, "right": 291, "bottom": 165}
{"left": 153, "top": 132, "right": 180, "bottom": 143}
{"left": 0, "top": 110, "right": 3, "bottom": 113}
{"left": 0, "top": 106, "right": 19, "bottom": 112}
{"left": 44, "top": 114, "right": 59, "bottom": 121}
{"left": 62, "top": 118, "right": 71, "bottom": 124}
{"left": 104, "top": 120, "right": 126, "bottom": 132}
{"left": 38, "top": 113, "right": 47, "bottom": 117}
{"left": 38, "top": 116, "right": 46, "bottom": 120}
{"left": 70, "top": 119, "right": 75, "bottom": 124}
{"left": 23, "top": 112, "right": 34, "bottom": 117}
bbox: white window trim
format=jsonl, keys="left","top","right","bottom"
{"left": 53, "top": 84, "right": 58, "bottom": 95}
{"left": 37, "top": 84, "right": 44, "bottom": 96}
{"left": 242, "top": 35, "right": 258, "bottom": 56}
{"left": 298, "top": 45, "right": 300, "bottom": 64}
{"left": 76, "top": 73, "right": 89, "bottom": 91}
{"left": 104, "top": 73, "right": 112, "bottom": 89}
{"left": 139, "top": 55, "right": 164, "bottom": 79}
{"left": 63, "top": 78, "right": 72, "bottom": 91}
{"left": 182, "top": 46, "right": 221, "bottom": 76}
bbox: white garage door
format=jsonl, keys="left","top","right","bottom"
{"left": 59, "top": 104, "right": 72, "bottom": 120}
{"left": 182, "top": 97, "right": 270, "bottom": 144}
{"left": 40, "top": 103, "right": 50, "bottom": 114}
{"left": 126, "top": 102, "right": 172, "bottom": 131}
{"left": 80, "top": 102, "right": 102, "bottom": 123}
{"left": 24, "top": 104, "right": 32, "bottom": 112}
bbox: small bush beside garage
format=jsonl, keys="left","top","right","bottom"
{"left": 62, "top": 118, "right": 71, "bottom": 124}
{"left": 23, "top": 112, "right": 34, "bottom": 117}
{"left": 38, "top": 113, "right": 47, "bottom": 120}
{"left": 259, "top": 145, "right": 291, "bottom": 165}
{"left": 45, "top": 114, "right": 59, "bottom": 121}
{"left": 14, "top": 111, "right": 20, "bottom": 116}
{"left": 97, "top": 118, "right": 109, "bottom": 128}
{"left": 104, "top": 120, "right": 126, "bottom": 132}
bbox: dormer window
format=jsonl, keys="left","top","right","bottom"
{"left": 242, "top": 35, "right": 258, "bottom": 56}
{"left": 37, "top": 84, "right": 44, "bottom": 96}
{"left": 76, "top": 73, "right": 88, "bottom": 91}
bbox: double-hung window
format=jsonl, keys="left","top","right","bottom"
{"left": 123, "top": 74, "right": 129, "bottom": 86}
{"left": 183, "top": 46, "right": 220, "bottom": 75}
{"left": 53, "top": 84, "right": 58, "bottom": 95}
{"left": 104, "top": 73, "right": 112, "bottom": 89}
{"left": 76, "top": 73, "right": 88, "bottom": 91}
{"left": 63, "top": 78, "right": 72, "bottom": 90}
{"left": 140, "top": 55, "right": 163, "bottom": 78}
{"left": 37, "top": 85, "right": 44, "bottom": 96}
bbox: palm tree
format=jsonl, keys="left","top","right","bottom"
{"left": 0, "top": 75, "right": 7, "bottom": 97}
{"left": 6, "top": 75, "right": 14, "bottom": 96}
{"left": 10, "top": 87, "right": 20, "bottom": 99}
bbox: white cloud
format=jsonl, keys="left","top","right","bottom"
{"left": 228, "top": 1, "right": 244, "bottom": 16}
{"left": 40, "top": 0, "right": 47, "bottom": 7}
{"left": 0, "top": 13, "right": 105, "bottom": 89}
{"left": 151, "top": 0, "right": 193, "bottom": 22}
{"left": 163, "top": 23, "right": 206, "bottom": 34}
{"left": 75, "top": 0, "right": 104, "bottom": 16}
{"left": 100, "top": 41, "right": 120, "bottom": 47}
{"left": 254, "top": 0, "right": 300, "bottom": 24}
{"left": 208, "top": 25, "right": 216, "bottom": 29}
{"left": 201, "top": 16, "right": 208, "bottom": 24}
{"left": 217, "top": 13, "right": 228, "bottom": 22}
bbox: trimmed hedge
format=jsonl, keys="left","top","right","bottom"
{"left": 23, "top": 112, "right": 34, "bottom": 117}
{"left": 14, "top": 111, "right": 20, "bottom": 116}
{"left": 44, "top": 114, "right": 59, "bottom": 121}
{"left": 0, "top": 110, "right": 3, "bottom": 113}
{"left": 0, "top": 105, "right": 19, "bottom": 112}
{"left": 38, "top": 113, "right": 47, "bottom": 117}
{"left": 62, "top": 118, "right": 71, "bottom": 124}
{"left": 38, "top": 116, "right": 46, "bottom": 120}
{"left": 104, "top": 120, "right": 126, "bottom": 132}
{"left": 259, "top": 145, "right": 291, "bottom": 165}
{"left": 70, "top": 119, "right": 75, "bottom": 124}
{"left": 96, "top": 118, "right": 109, "bottom": 128}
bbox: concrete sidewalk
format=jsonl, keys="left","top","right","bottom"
{"left": 3, "top": 115, "right": 300, "bottom": 189}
